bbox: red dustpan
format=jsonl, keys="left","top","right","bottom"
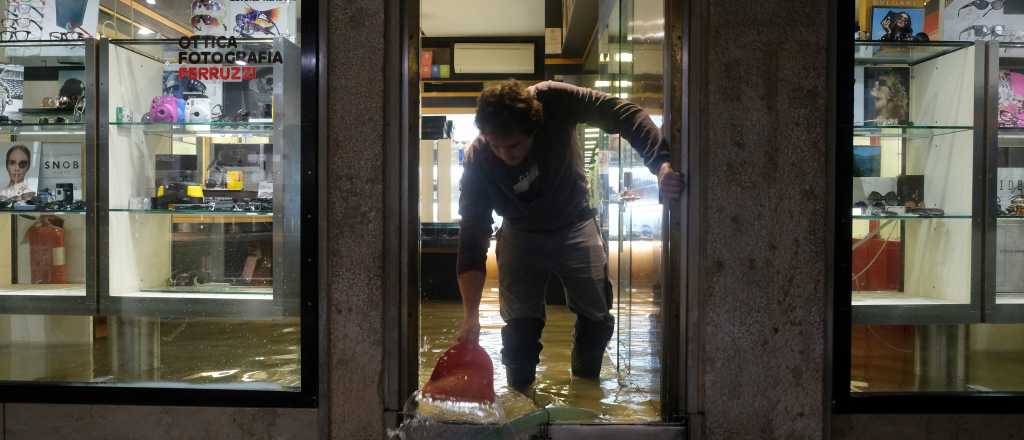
{"left": 421, "top": 341, "right": 496, "bottom": 404}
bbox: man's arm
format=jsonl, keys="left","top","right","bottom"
{"left": 456, "top": 270, "right": 485, "bottom": 344}
{"left": 540, "top": 81, "right": 684, "bottom": 200}
{"left": 455, "top": 143, "right": 494, "bottom": 344}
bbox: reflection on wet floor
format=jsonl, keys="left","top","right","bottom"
{"left": 0, "top": 316, "right": 301, "bottom": 389}
{"left": 419, "top": 287, "right": 661, "bottom": 422}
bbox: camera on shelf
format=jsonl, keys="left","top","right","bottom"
{"left": 148, "top": 95, "right": 185, "bottom": 123}
{"left": 153, "top": 182, "right": 204, "bottom": 209}
{"left": 186, "top": 98, "right": 212, "bottom": 123}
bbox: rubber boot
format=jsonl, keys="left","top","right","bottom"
{"left": 571, "top": 314, "right": 614, "bottom": 380}
{"left": 501, "top": 318, "right": 545, "bottom": 393}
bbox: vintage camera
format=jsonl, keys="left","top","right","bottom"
{"left": 186, "top": 98, "right": 212, "bottom": 123}
{"left": 149, "top": 95, "right": 185, "bottom": 123}
{"left": 55, "top": 183, "right": 74, "bottom": 203}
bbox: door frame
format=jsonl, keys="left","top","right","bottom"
{"left": 381, "top": 0, "right": 690, "bottom": 426}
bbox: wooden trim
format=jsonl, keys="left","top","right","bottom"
{"left": 421, "top": 91, "right": 480, "bottom": 98}
{"left": 110, "top": 0, "right": 194, "bottom": 37}
{"left": 544, "top": 57, "right": 584, "bottom": 65}
{"left": 420, "top": 107, "right": 476, "bottom": 114}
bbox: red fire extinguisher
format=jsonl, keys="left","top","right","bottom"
{"left": 26, "top": 216, "right": 67, "bottom": 284}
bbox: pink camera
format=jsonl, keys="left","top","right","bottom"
{"left": 149, "top": 96, "right": 184, "bottom": 123}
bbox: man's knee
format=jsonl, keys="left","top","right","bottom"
{"left": 500, "top": 318, "right": 545, "bottom": 367}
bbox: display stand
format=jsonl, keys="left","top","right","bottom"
{"left": 97, "top": 39, "right": 301, "bottom": 319}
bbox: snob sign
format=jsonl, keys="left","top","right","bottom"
{"left": 189, "top": 0, "right": 296, "bottom": 41}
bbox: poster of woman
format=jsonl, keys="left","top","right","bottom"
{"left": 1, "top": 142, "right": 41, "bottom": 201}
{"left": 872, "top": 7, "right": 925, "bottom": 41}
{"left": 864, "top": 67, "right": 910, "bottom": 125}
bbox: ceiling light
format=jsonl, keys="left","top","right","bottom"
{"left": 594, "top": 80, "right": 610, "bottom": 88}
{"left": 585, "top": 133, "right": 598, "bottom": 138}
{"left": 615, "top": 52, "right": 633, "bottom": 62}
{"left": 145, "top": 0, "right": 156, "bottom": 4}
{"left": 137, "top": 26, "right": 154, "bottom": 35}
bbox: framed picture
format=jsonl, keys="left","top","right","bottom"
{"left": 871, "top": 7, "right": 925, "bottom": 40}
{"left": 853, "top": 146, "right": 881, "bottom": 178}
{"left": 864, "top": 67, "right": 910, "bottom": 125}
{"left": 1, "top": 142, "right": 41, "bottom": 201}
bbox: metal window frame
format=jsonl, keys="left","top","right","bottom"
{"left": 831, "top": 0, "right": 1024, "bottom": 414}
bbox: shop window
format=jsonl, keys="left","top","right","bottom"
{"left": 836, "top": 0, "right": 1024, "bottom": 409}
{"left": 0, "top": 0, "right": 316, "bottom": 407}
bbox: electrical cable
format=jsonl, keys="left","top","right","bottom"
{"left": 852, "top": 222, "right": 898, "bottom": 286}
{"left": 867, "top": 325, "right": 914, "bottom": 354}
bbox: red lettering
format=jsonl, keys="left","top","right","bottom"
{"left": 243, "top": 66, "right": 257, "bottom": 80}
{"left": 188, "top": 67, "right": 198, "bottom": 80}
{"left": 178, "top": 67, "right": 188, "bottom": 79}
{"left": 210, "top": 68, "right": 220, "bottom": 80}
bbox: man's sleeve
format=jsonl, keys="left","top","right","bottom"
{"left": 456, "top": 150, "right": 494, "bottom": 275}
{"left": 544, "top": 81, "right": 671, "bottom": 175}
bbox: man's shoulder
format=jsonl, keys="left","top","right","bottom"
{"left": 465, "top": 137, "right": 491, "bottom": 167}
{"left": 529, "top": 80, "right": 584, "bottom": 98}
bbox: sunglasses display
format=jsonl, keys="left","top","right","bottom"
{"left": 49, "top": 31, "right": 86, "bottom": 40}
{"left": 959, "top": 0, "right": 1005, "bottom": 17}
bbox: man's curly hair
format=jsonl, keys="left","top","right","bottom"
{"left": 474, "top": 80, "right": 544, "bottom": 137}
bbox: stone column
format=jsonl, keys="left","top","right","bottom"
{"left": 684, "top": 0, "right": 828, "bottom": 437}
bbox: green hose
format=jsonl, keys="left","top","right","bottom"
{"left": 483, "top": 406, "right": 600, "bottom": 440}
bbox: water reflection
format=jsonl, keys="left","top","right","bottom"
{"left": 0, "top": 316, "right": 301, "bottom": 389}
{"left": 419, "top": 287, "right": 661, "bottom": 422}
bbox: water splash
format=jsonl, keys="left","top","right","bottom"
{"left": 404, "top": 390, "right": 504, "bottom": 424}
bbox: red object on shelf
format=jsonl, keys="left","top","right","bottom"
{"left": 852, "top": 224, "right": 903, "bottom": 291}
{"left": 421, "top": 341, "right": 495, "bottom": 404}
{"left": 26, "top": 216, "right": 67, "bottom": 284}
{"left": 420, "top": 50, "right": 433, "bottom": 79}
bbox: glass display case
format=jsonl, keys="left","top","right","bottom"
{"left": 0, "top": 40, "right": 94, "bottom": 316}
{"left": 97, "top": 39, "right": 301, "bottom": 318}
{"left": 987, "top": 42, "right": 1024, "bottom": 323}
{"left": 850, "top": 41, "right": 983, "bottom": 324}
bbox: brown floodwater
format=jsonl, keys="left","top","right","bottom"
{"left": 0, "top": 316, "right": 301, "bottom": 388}
{"left": 0, "top": 288, "right": 662, "bottom": 424}
{"left": 418, "top": 287, "right": 662, "bottom": 423}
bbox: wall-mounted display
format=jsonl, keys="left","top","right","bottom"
{"left": 0, "top": 40, "right": 92, "bottom": 315}
{"left": 850, "top": 41, "right": 982, "bottom": 325}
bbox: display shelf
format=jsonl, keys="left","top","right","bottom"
{"left": 0, "top": 123, "right": 85, "bottom": 135}
{"left": 0, "top": 284, "right": 86, "bottom": 297}
{"left": 997, "top": 127, "right": 1024, "bottom": 141}
{"left": 996, "top": 293, "right": 1024, "bottom": 305}
{"left": 854, "top": 41, "right": 972, "bottom": 66}
{"left": 115, "top": 287, "right": 274, "bottom": 300}
{"left": 19, "top": 107, "right": 77, "bottom": 115}
{"left": 853, "top": 124, "right": 973, "bottom": 139}
{"left": 852, "top": 291, "right": 965, "bottom": 306}
{"left": 0, "top": 208, "right": 86, "bottom": 215}
{"left": 853, "top": 214, "right": 972, "bottom": 220}
{"left": 109, "top": 122, "right": 273, "bottom": 137}
{"left": 109, "top": 208, "right": 273, "bottom": 217}
{"left": 996, "top": 216, "right": 1024, "bottom": 221}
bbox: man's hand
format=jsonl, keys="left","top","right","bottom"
{"left": 657, "top": 162, "right": 684, "bottom": 202}
{"left": 457, "top": 316, "right": 481, "bottom": 345}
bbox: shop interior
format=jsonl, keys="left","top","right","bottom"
{"left": 850, "top": 0, "right": 1024, "bottom": 393}
{"left": 417, "top": 0, "right": 668, "bottom": 421}
{"left": 0, "top": 2, "right": 303, "bottom": 390}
